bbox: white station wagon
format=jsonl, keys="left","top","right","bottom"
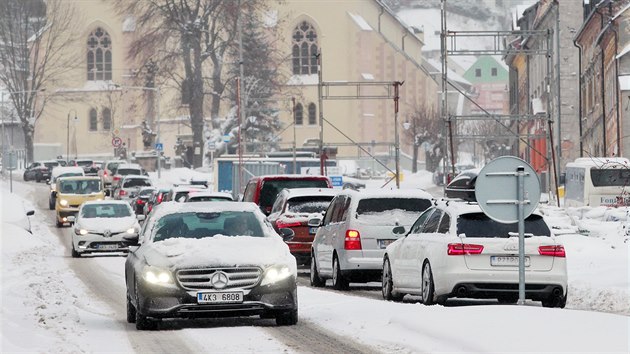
{"left": 382, "top": 200, "right": 568, "bottom": 307}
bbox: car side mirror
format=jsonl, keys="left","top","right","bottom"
{"left": 67, "top": 215, "right": 76, "bottom": 222}
{"left": 392, "top": 226, "right": 406, "bottom": 234}
{"left": 137, "top": 214, "right": 146, "bottom": 222}
{"left": 46, "top": 179, "right": 51, "bottom": 185}
{"left": 104, "top": 189, "right": 111, "bottom": 197}
{"left": 121, "top": 233, "right": 139, "bottom": 247}
{"left": 308, "top": 218, "right": 322, "bottom": 227}
{"left": 278, "top": 228, "right": 295, "bottom": 242}
{"left": 26, "top": 210, "right": 35, "bottom": 216}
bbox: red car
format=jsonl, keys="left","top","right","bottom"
{"left": 267, "top": 188, "right": 338, "bottom": 264}
{"left": 242, "top": 175, "right": 333, "bottom": 215}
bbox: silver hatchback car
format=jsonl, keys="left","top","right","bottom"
{"left": 310, "top": 189, "right": 433, "bottom": 289}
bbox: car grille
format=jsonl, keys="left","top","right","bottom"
{"left": 176, "top": 267, "right": 262, "bottom": 290}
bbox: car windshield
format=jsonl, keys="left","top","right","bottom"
{"left": 117, "top": 168, "right": 141, "bottom": 175}
{"left": 287, "top": 196, "right": 334, "bottom": 213}
{"left": 152, "top": 211, "right": 265, "bottom": 241}
{"left": 81, "top": 203, "right": 132, "bottom": 218}
{"left": 260, "top": 180, "right": 329, "bottom": 209}
{"left": 457, "top": 213, "right": 551, "bottom": 237}
{"left": 123, "top": 178, "right": 152, "bottom": 188}
{"left": 59, "top": 179, "right": 102, "bottom": 194}
{"left": 356, "top": 197, "right": 432, "bottom": 225}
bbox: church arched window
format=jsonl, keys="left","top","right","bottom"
{"left": 292, "top": 21, "right": 318, "bottom": 75}
{"left": 87, "top": 27, "right": 112, "bottom": 80}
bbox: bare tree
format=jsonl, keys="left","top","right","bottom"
{"left": 0, "top": 0, "right": 78, "bottom": 162}
{"left": 403, "top": 102, "right": 440, "bottom": 172}
{"left": 117, "top": 0, "right": 275, "bottom": 168}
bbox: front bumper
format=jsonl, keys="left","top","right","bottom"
{"left": 73, "top": 232, "right": 131, "bottom": 254}
{"left": 56, "top": 207, "right": 79, "bottom": 223}
{"left": 136, "top": 276, "right": 297, "bottom": 320}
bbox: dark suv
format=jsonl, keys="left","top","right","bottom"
{"left": 23, "top": 160, "right": 60, "bottom": 182}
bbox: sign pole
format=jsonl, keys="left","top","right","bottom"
{"left": 517, "top": 166, "right": 526, "bottom": 305}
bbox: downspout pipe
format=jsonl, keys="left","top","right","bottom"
{"left": 595, "top": 5, "right": 607, "bottom": 155}
{"left": 378, "top": 5, "right": 384, "bottom": 33}
{"left": 611, "top": 24, "right": 621, "bottom": 156}
{"left": 573, "top": 39, "right": 583, "bottom": 157}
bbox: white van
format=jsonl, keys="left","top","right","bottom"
{"left": 48, "top": 166, "right": 85, "bottom": 209}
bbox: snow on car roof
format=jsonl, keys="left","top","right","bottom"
{"left": 116, "top": 163, "right": 142, "bottom": 169}
{"left": 187, "top": 191, "right": 233, "bottom": 199}
{"left": 150, "top": 201, "right": 261, "bottom": 220}
{"left": 51, "top": 166, "right": 84, "bottom": 177}
{"left": 121, "top": 174, "right": 150, "bottom": 179}
{"left": 434, "top": 199, "right": 544, "bottom": 217}
{"left": 338, "top": 188, "right": 433, "bottom": 200}
{"left": 282, "top": 188, "right": 339, "bottom": 198}
{"left": 82, "top": 199, "right": 133, "bottom": 207}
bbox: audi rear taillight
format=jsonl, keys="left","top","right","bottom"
{"left": 276, "top": 220, "right": 302, "bottom": 229}
{"left": 538, "top": 245, "right": 565, "bottom": 257}
{"left": 447, "top": 243, "right": 484, "bottom": 255}
{"left": 344, "top": 230, "right": 362, "bottom": 250}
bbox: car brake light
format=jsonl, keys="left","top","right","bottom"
{"left": 113, "top": 176, "right": 120, "bottom": 181}
{"left": 538, "top": 245, "right": 565, "bottom": 257}
{"left": 447, "top": 243, "right": 484, "bottom": 255}
{"left": 119, "top": 190, "right": 127, "bottom": 196}
{"left": 157, "top": 194, "right": 163, "bottom": 203}
{"left": 148, "top": 205, "right": 153, "bottom": 212}
{"left": 136, "top": 199, "right": 145, "bottom": 205}
{"left": 344, "top": 230, "right": 362, "bottom": 250}
{"left": 104, "top": 170, "right": 108, "bottom": 177}
{"left": 276, "top": 220, "right": 302, "bottom": 228}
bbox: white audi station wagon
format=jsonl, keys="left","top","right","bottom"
{"left": 382, "top": 199, "right": 568, "bottom": 307}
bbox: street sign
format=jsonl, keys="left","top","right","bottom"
{"left": 155, "top": 143, "right": 163, "bottom": 151}
{"left": 207, "top": 142, "right": 216, "bottom": 151}
{"left": 475, "top": 156, "right": 540, "bottom": 224}
{"left": 330, "top": 175, "right": 343, "bottom": 187}
{"left": 112, "top": 137, "right": 123, "bottom": 148}
{"left": 3, "top": 151, "right": 17, "bottom": 170}
{"left": 222, "top": 134, "right": 231, "bottom": 143}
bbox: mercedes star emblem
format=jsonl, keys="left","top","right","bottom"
{"left": 210, "top": 271, "right": 229, "bottom": 289}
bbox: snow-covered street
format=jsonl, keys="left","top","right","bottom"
{"left": 2, "top": 171, "right": 629, "bottom": 353}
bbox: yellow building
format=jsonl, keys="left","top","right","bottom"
{"left": 35, "top": 0, "right": 438, "bottom": 167}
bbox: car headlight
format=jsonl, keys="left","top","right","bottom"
{"left": 126, "top": 227, "right": 139, "bottom": 234}
{"left": 59, "top": 199, "right": 68, "bottom": 207}
{"left": 74, "top": 228, "right": 88, "bottom": 236}
{"left": 260, "top": 265, "right": 293, "bottom": 286}
{"left": 142, "top": 266, "right": 173, "bottom": 286}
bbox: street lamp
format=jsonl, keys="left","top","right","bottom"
{"left": 110, "top": 84, "right": 161, "bottom": 178}
{"left": 67, "top": 109, "right": 77, "bottom": 162}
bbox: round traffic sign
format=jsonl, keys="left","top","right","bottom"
{"left": 112, "top": 137, "right": 123, "bottom": 148}
{"left": 475, "top": 156, "right": 541, "bottom": 223}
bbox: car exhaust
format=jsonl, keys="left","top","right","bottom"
{"left": 552, "top": 287, "right": 562, "bottom": 297}
{"left": 456, "top": 286, "right": 467, "bottom": 297}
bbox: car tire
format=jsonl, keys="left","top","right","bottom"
{"left": 310, "top": 253, "right": 325, "bottom": 288}
{"left": 56, "top": 219, "right": 63, "bottom": 228}
{"left": 421, "top": 262, "right": 436, "bottom": 306}
{"left": 542, "top": 294, "right": 567, "bottom": 308}
{"left": 332, "top": 255, "right": 349, "bottom": 290}
{"left": 382, "top": 257, "right": 403, "bottom": 301}
{"left": 23, "top": 173, "right": 29, "bottom": 181}
{"left": 275, "top": 309, "right": 298, "bottom": 326}
{"left": 49, "top": 197, "right": 55, "bottom": 210}
{"left": 71, "top": 244, "right": 80, "bottom": 258}
{"left": 126, "top": 294, "right": 136, "bottom": 323}
{"left": 35, "top": 174, "right": 41, "bottom": 183}
{"left": 135, "top": 282, "right": 158, "bottom": 330}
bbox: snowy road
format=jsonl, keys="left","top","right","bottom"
{"left": 27, "top": 181, "right": 380, "bottom": 353}
{"left": 3, "top": 176, "right": 628, "bottom": 353}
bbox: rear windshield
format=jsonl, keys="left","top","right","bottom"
{"left": 138, "top": 188, "right": 156, "bottom": 197}
{"left": 457, "top": 213, "right": 551, "bottom": 237}
{"left": 260, "top": 179, "right": 329, "bottom": 208}
{"left": 81, "top": 203, "right": 131, "bottom": 218}
{"left": 357, "top": 198, "right": 432, "bottom": 215}
{"left": 287, "top": 196, "right": 334, "bottom": 213}
{"left": 117, "top": 168, "right": 142, "bottom": 176}
{"left": 123, "top": 178, "right": 152, "bottom": 188}
{"left": 76, "top": 160, "right": 93, "bottom": 167}
{"left": 591, "top": 169, "right": 630, "bottom": 187}
{"left": 107, "top": 162, "right": 124, "bottom": 172}
{"left": 188, "top": 196, "right": 233, "bottom": 202}
{"left": 44, "top": 162, "right": 59, "bottom": 169}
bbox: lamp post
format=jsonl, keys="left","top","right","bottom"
{"left": 111, "top": 84, "right": 161, "bottom": 178}
{"left": 67, "top": 109, "right": 77, "bottom": 162}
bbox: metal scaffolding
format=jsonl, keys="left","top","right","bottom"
{"left": 440, "top": 0, "right": 558, "bottom": 202}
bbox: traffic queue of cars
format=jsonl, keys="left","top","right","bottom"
{"left": 26, "top": 164, "right": 567, "bottom": 331}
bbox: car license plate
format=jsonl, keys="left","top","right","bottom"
{"left": 98, "top": 244, "right": 119, "bottom": 251}
{"left": 197, "top": 291, "right": 243, "bottom": 304}
{"left": 378, "top": 239, "right": 394, "bottom": 249}
{"left": 490, "top": 256, "right": 530, "bottom": 267}
{"left": 308, "top": 227, "right": 318, "bottom": 235}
